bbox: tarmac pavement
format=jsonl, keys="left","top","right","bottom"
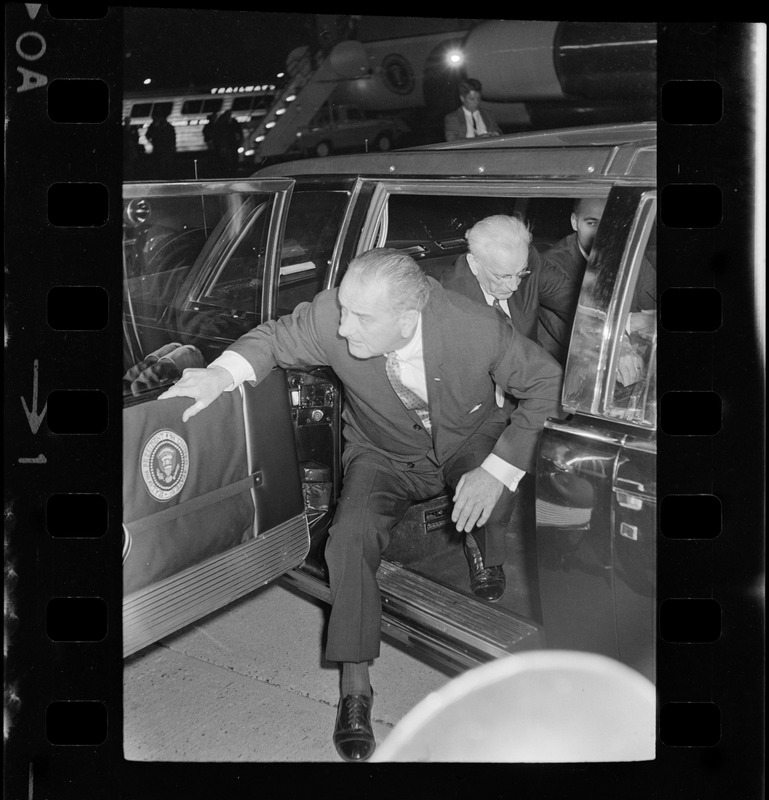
{"left": 123, "top": 579, "right": 454, "bottom": 762}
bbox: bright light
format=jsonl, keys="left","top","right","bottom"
{"left": 446, "top": 50, "right": 463, "bottom": 66}
{"left": 277, "top": 72, "right": 285, "bottom": 79}
{"left": 265, "top": 121, "right": 275, "bottom": 129}
{"left": 143, "top": 78, "right": 151, "bottom": 85}
{"left": 245, "top": 149, "right": 254, "bottom": 156}
{"left": 276, "top": 108, "right": 285, "bottom": 115}
{"left": 255, "top": 135, "right": 266, "bottom": 142}
{"left": 285, "top": 94, "right": 296, "bottom": 102}
{"left": 237, "top": 147, "right": 244, "bottom": 153}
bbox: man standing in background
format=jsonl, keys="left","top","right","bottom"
{"left": 444, "top": 78, "right": 502, "bottom": 141}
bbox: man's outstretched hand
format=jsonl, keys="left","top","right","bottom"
{"left": 157, "top": 365, "right": 233, "bottom": 423}
{"left": 451, "top": 467, "right": 506, "bottom": 532}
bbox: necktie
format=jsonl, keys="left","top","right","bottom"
{"left": 491, "top": 299, "right": 506, "bottom": 408}
{"left": 385, "top": 353, "right": 432, "bottom": 434}
{"left": 469, "top": 112, "right": 477, "bottom": 137}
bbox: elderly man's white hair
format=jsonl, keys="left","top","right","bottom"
{"left": 466, "top": 215, "right": 532, "bottom": 262}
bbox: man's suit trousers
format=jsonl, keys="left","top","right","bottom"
{"left": 324, "top": 434, "right": 515, "bottom": 664}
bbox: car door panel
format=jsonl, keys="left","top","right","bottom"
{"left": 612, "top": 440, "right": 656, "bottom": 679}
{"left": 536, "top": 421, "right": 623, "bottom": 660}
{"left": 123, "top": 179, "right": 312, "bottom": 656}
{"left": 123, "top": 369, "right": 308, "bottom": 656}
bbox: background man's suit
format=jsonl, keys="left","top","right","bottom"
{"left": 539, "top": 233, "right": 586, "bottom": 365}
{"left": 227, "top": 278, "right": 562, "bottom": 663}
{"left": 444, "top": 106, "right": 502, "bottom": 141}
{"left": 541, "top": 232, "right": 657, "bottom": 363}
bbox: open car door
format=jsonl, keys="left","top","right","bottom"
{"left": 122, "top": 179, "right": 310, "bottom": 657}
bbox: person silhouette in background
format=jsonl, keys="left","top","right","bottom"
{"left": 202, "top": 111, "right": 218, "bottom": 173}
{"left": 211, "top": 109, "right": 242, "bottom": 176}
{"left": 146, "top": 111, "right": 176, "bottom": 179}
{"left": 123, "top": 117, "right": 144, "bottom": 179}
{"left": 444, "top": 78, "right": 502, "bottom": 142}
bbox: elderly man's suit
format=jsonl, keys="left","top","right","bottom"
{"left": 227, "top": 278, "right": 562, "bottom": 662}
{"left": 441, "top": 248, "right": 576, "bottom": 364}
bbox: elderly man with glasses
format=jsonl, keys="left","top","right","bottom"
{"left": 441, "top": 215, "right": 574, "bottom": 359}
{"left": 441, "top": 214, "right": 571, "bottom": 605}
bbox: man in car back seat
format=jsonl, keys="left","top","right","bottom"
{"left": 542, "top": 196, "right": 655, "bottom": 383}
{"left": 539, "top": 196, "right": 607, "bottom": 365}
{"left": 441, "top": 214, "right": 575, "bottom": 365}
{"left": 158, "top": 247, "right": 562, "bottom": 762}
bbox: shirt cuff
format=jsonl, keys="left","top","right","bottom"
{"left": 209, "top": 350, "right": 255, "bottom": 391}
{"left": 481, "top": 454, "right": 526, "bottom": 493}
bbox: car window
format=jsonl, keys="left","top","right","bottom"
{"left": 275, "top": 190, "right": 350, "bottom": 317}
{"left": 311, "top": 105, "right": 332, "bottom": 127}
{"left": 196, "top": 197, "right": 270, "bottom": 313}
{"left": 376, "top": 192, "right": 576, "bottom": 281}
{"left": 605, "top": 218, "right": 657, "bottom": 426}
{"left": 123, "top": 189, "right": 282, "bottom": 401}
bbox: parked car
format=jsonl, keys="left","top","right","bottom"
{"left": 291, "top": 102, "right": 409, "bottom": 158}
{"left": 122, "top": 122, "right": 657, "bottom": 685}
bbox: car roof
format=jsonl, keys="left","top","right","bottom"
{"left": 406, "top": 121, "right": 658, "bottom": 151}
{"left": 254, "top": 122, "right": 657, "bottom": 181}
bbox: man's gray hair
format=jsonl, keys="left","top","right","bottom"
{"left": 346, "top": 248, "right": 431, "bottom": 314}
{"left": 466, "top": 215, "right": 532, "bottom": 262}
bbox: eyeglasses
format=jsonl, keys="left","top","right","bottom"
{"left": 485, "top": 266, "right": 531, "bottom": 287}
{"left": 470, "top": 253, "right": 531, "bottom": 287}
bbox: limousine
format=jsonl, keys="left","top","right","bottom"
{"left": 122, "top": 122, "right": 657, "bottom": 684}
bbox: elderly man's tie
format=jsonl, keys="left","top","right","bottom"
{"left": 491, "top": 300, "right": 507, "bottom": 407}
{"left": 385, "top": 353, "right": 432, "bottom": 434}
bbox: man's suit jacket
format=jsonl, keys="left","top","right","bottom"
{"left": 540, "top": 233, "right": 586, "bottom": 365}
{"left": 228, "top": 278, "right": 562, "bottom": 475}
{"left": 444, "top": 106, "right": 502, "bottom": 142}
{"left": 540, "top": 232, "right": 657, "bottom": 361}
{"left": 441, "top": 249, "right": 575, "bottom": 364}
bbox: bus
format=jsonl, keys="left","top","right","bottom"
{"left": 122, "top": 84, "right": 277, "bottom": 154}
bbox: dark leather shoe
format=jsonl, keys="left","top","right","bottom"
{"left": 333, "top": 688, "right": 376, "bottom": 761}
{"left": 463, "top": 538, "right": 506, "bottom": 601}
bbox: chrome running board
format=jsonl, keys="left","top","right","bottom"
{"left": 281, "top": 559, "right": 542, "bottom": 674}
{"left": 124, "top": 514, "right": 309, "bottom": 657}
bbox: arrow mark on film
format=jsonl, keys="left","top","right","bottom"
{"left": 21, "top": 359, "right": 47, "bottom": 434}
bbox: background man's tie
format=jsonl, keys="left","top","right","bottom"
{"left": 385, "top": 353, "right": 432, "bottom": 434}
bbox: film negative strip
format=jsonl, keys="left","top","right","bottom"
{"left": 4, "top": 10, "right": 765, "bottom": 798}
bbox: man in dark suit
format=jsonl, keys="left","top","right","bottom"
{"left": 441, "top": 214, "right": 575, "bottom": 364}
{"left": 444, "top": 78, "right": 502, "bottom": 142}
{"left": 539, "top": 197, "right": 607, "bottom": 364}
{"left": 159, "top": 248, "right": 562, "bottom": 761}
{"left": 541, "top": 197, "right": 655, "bottom": 383}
